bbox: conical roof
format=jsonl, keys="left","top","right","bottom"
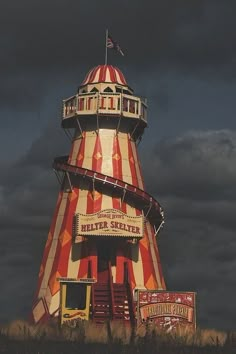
{"left": 81, "top": 65, "right": 127, "bottom": 86}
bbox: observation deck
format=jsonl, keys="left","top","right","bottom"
{"left": 62, "top": 91, "right": 147, "bottom": 128}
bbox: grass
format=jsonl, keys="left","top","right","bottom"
{"left": 0, "top": 319, "right": 235, "bottom": 353}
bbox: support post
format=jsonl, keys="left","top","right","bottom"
{"left": 154, "top": 221, "right": 165, "bottom": 238}
{"left": 54, "top": 170, "right": 63, "bottom": 186}
{"left": 65, "top": 172, "right": 73, "bottom": 192}
{"left": 121, "top": 184, "right": 127, "bottom": 204}
{"left": 63, "top": 128, "right": 73, "bottom": 142}
{"left": 145, "top": 199, "right": 153, "bottom": 218}
{"left": 76, "top": 117, "right": 83, "bottom": 137}
{"left": 116, "top": 116, "right": 122, "bottom": 136}
{"left": 130, "top": 120, "right": 140, "bottom": 141}
{"left": 96, "top": 113, "right": 99, "bottom": 135}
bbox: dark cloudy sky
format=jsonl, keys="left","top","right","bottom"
{"left": 0, "top": 0, "right": 235, "bottom": 330}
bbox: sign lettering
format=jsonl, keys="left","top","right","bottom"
{"left": 137, "top": 290, "right": 196, "bottom": 333}
{"left": 75, "top": 209, "right": 144, "bottom": 241}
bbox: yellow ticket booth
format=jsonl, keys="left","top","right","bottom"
{"left": 59, "top": 278, "right": 94, "bottom": 327}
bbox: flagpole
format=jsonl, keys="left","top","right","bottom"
{"left": 105, "top": 29, "right": 108, "bottom": 65}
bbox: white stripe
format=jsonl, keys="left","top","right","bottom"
{"left": 69, "top": 136, "right": 82, "bottom": 165}
{"left": 67, "top": 246, "right": 82, "bottom": 278}
{"left": 83, "top": 69, "right": 93, "bottom": 85}
{"left": 130, "top": 141, "right": 144, "bottom": 189}
{"left": 93, "top": 68, "right": 100, "bottom": 83}
{"left": 118, "top": 133, "right": 133, "bottom": 185}
{"left": 81, "top": 131, "right": 97, "bottom": 170}
{"left": 99, "top": 129, "right": 114, "bottom": 176}
{"left": 105, "top": 67, "right": 112, "bottom": 82}
{"left": 45, "top": 288, "right": 60, "bottom": 315}
{"left": 131, "top": 245, "right": 144, "bottom": 288}
{"left": 116, "top": 70, "right": 123, "bottom": 85}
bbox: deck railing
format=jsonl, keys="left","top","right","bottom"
{"left": 62, "top": 92, "right": 147, "bottom": 123}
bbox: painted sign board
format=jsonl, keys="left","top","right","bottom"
{"left": 137, "top": 290, "right": 196, "bottom": 333}
{"left": 75, "top": 209, "right": 144, "bottom": 241}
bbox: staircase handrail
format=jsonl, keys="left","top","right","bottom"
{"left": 108, "top": 261, "right": 115, "bottom": 320}
{"left": 91, "top": 284, "right": 95, "bottom": 320}
{"left": 124, "top": 262, "right": 136, "bottom": 325}
{"left": 88, "top": 260, "right": 95, "bottom": 319}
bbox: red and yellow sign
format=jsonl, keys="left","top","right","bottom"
{"left": 137, "top": 290, "right": 196, "bottom": 332}
{"left": 75, "top": 209, "right": 144, "bottom": 241}
{"left": 60, "top": 281, "right": 92, "bottom": 327}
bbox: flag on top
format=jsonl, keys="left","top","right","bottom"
{"left": 106, "top": 34, "right": 124, "bottom": 56}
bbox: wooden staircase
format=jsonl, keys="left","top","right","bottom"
{"left": 113, "top": 283, "right": 131, "bottom": 321}
{"left": 92, "top": 283, "right": 111, "bottom": 323}
{"left": 91, "top": 262, "right": 135, "bottom": 324}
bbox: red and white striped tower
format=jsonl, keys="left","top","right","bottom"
{"left": 31, "top": 65, "right": 166, "bottom": 324}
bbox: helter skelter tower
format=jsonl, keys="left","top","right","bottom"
{"left": 31, "top": 65, "right": 166, "bottom": 325}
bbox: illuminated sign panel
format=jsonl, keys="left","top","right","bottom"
{"left": 137, "top": 290, "right": 196, "bottom": 332}
{"left": 75, "top": 209, "right": 144, "bottom": 241}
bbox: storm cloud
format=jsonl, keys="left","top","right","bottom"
{"left": 144, "top": 130, "right": 236, "bottom": 329}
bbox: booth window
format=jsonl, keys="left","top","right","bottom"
{"left": 66, "top": 283, "right": 86, "bottom": 310}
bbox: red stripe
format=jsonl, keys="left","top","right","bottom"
{"left": 76, "top": 229, "right": 98, "bottom": 280}
{"left": 131, "top": 142, "right": 145, "bottom": 189}
{"left": 100, "top": 65, "right": 106, "bottom": 82}
{"left": 111, "top": 128, "right": 122, "bottom": 211}
{"left": 145, "top": 222, "right": 165, "bottom": 289}
{"left": 116, "top": 244, "right": 125, "bottom": 283}
{"left": 86, "top": 191, "right": 93, "bottom": 214}
{"left": 92, "top": 135, "right": 102, "bottom": 172}
{"left": 81, "top": 67, "right": 94, "bottom": 85}
{"left": 127, "top": 138, "right": 138, "bottom": 187}
{"left": 81, "top": 65, "right": 127, "bottom": 86}
{"left": 121, "top": 201, "right": 127, "bottom": 214}
{"left": 87, "top": 190, "right": 102, "bottom": 213}
{"left": 76, "top": 132, "right": 86, "bottom": 167}
{"left": 57, "top": 190, "right": 80, "bottom": 279}
{"left": 47, "top": 188, "right": 78, "bottom": 296}
{"left": 109, "top": 65, "right": 116, "bottom": 83}
{"left": 78, "top": 259, "right": 88, "bottom": 278}
{"left": 99, "top": 96, "right": 106, "bottom": 109}
{"left": 135, "top": 208, "right": 142, "bottom": 216}
{"left": 90, "top": 66, "right": 100, "bottom": 83}
{"left": 77, "top": 244, "right": 88, "bottom": 278}
{"left": 116, "top": 67, "right": 126, "bottom": 85}
{"left": 112, "top": 135, "right": 123, "bottom": 180}
{"left": 86, "top": 135, "right": 103, "bottom": 214}
{"left": 112, "top": 197, "right": 120, "bottom": 210}
{"left": 139, "top": 234, "right": 157, "bottom": 288}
